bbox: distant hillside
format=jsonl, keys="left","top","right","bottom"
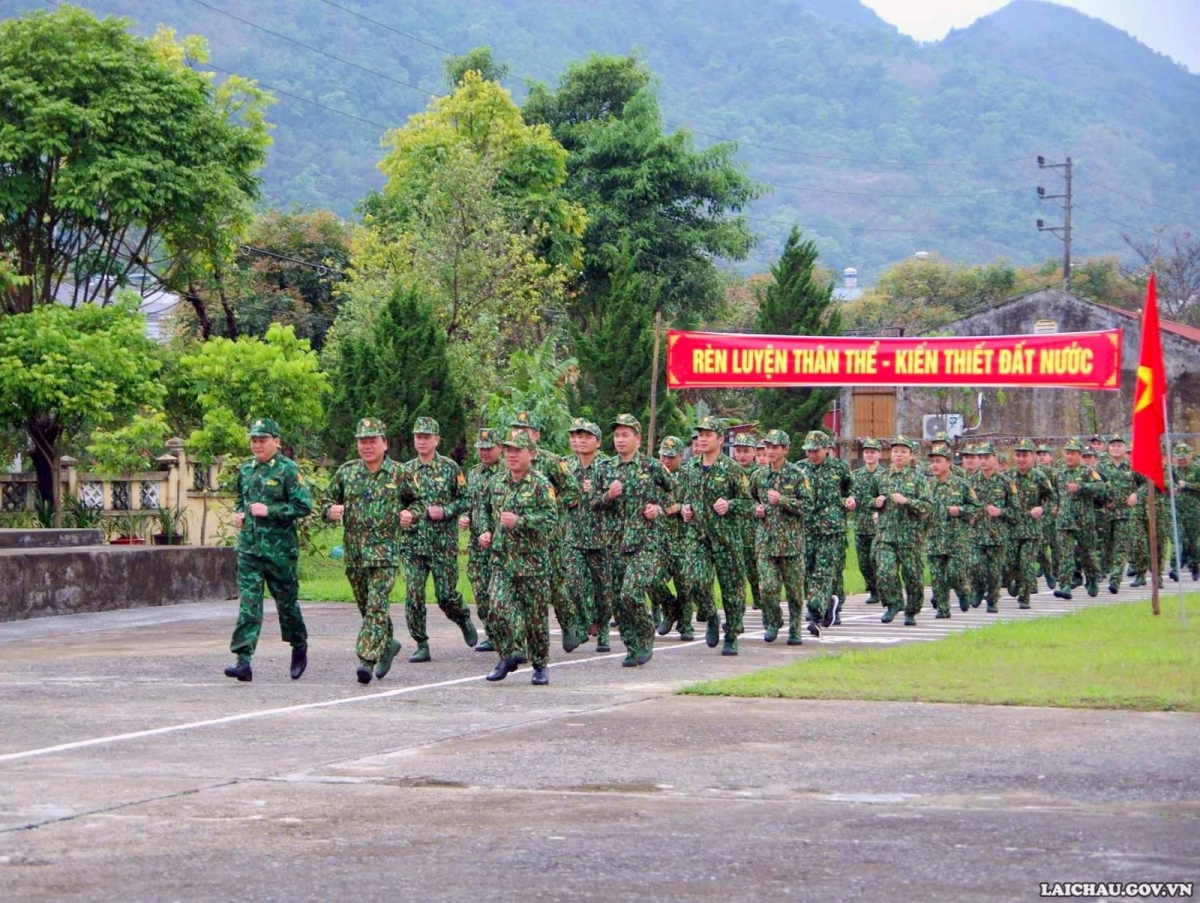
{"left": 3, "top": 0, "right": 1197, "bottom": 279}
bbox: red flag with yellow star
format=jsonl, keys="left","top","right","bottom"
{"left": 1131, "top": 274, "right": 1166, "bottom": 489}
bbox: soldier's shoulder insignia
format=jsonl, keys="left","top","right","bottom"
{"left": 1091, "top": 471, "right": 1100, "bottom": 480}
{"left": 1010, "top": 483, "right": 1017, "bottom": 494}
{"left": 804, "top": 478, "right": 811, "bottom": 491}
{"left": 558, "top": 460, "right": 569, "bottom": 475}
{"left": 296, "top": 473, "right": 304, "bottom": 486}
{"left": 457, "top": 472, "right": 466, "bottom": 487}
{"left": 548, "top": 486, "right": 557, "bottom": 502}
{"left": 266, "top": 479, "right": 279, "bottom": 486}
{"left": 740, "top": 475, "right": 749, "bottom": 491}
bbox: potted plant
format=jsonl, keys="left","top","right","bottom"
{"left": 151, "top": 502, "right": 189, "bottom": 546}
{"left": 107, "top": 510, "right": 149, "bottom": 545}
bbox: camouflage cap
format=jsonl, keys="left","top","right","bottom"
{"left": 1174, "top": 442, "right": 1193, "bottom": 457}
{"left": 932, "top": 430, "right": 954, "bottom": 444}
{"left": 695, "top": 415, "right": 725, "bottom": 434}
{"left": 474, "top": 427, "right": 501, "bottom": 449}
{"left": 1035, "top": 443, "right": 1054, "bottom": 454}
{"left": 763, "top": 428, "right": 790, "bottom": 447}
{"left": 1108, "top": 433, "right": 1128, "bottom": 444}
{"left": 1064, "top": 437, "right": 1085, "bottom": 452}
{"left": 412, "top": 416, "right": 440, "bottom": 435}
{"left": 568, "top": 417, "right": 602, "bottom": 439}
{"left": 975, "top": 441, "right": 997, "bottom": 456}
{"left": 907, "top": 437, "right": 923, "bottom": 452}
{"left": 890, "top": 434, "right": 914, "bottom": 449}
{"left": 1081, "top": 446, "right": 1099, "bottom": 458}
{"left": 1014, "top": 438, "right": 1037, "bottom": 452}
{"left": 802, "top": 430, "right": 830, "bottom": 451}
{"left": 731, "top": 433, "right": 758, "bottom": 448}
{"left": 500, "top": 429, "right": 536, "bottom": 450}
{"left": 1089, "top": 433, "right": 1106, "bottom": 444}
{"left": 688, "top": 430, "right": 700, "bottom": 442}
{"left": 928, "top": 445, "right": 952, "bottom": 459}
{"left": 248, "top": 417, "right": 280, "bottom": 438}
{"left": 960, "top": 442, "right": 980, "bottom": 456}
{"left": 755, "top": 438, "right": 767, "bottom": 449}
{"left": 860, "top": 437, "right": 882, "bottom": 451}
{"left": 610, "top": 413, "right": 641, "bottom": 433}
{"left": 509, "top": 410, "right": 542, "bottom": 431}
{"left": 658, "top": 435, "right": 685, "bottom": 457}
{"left": 355, "top": 417, "right": 386, "bottom": 439}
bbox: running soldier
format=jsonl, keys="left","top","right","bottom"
{"left": 970, "top": 442, "right": 1013, "bottom": 613}
{"left": 927, "top": 444, "right": 979, "bottom": 617}
{"left": 651, "top": 435, "right": 694, "bottom": 641}
{"left": 798, "top": 430, "right": 855, "bottom": 632}
{"left": 1172, "top": 443, "right": 1200, "bottom": 581}
{"left": 1035, "top": 443, "right": 1060, "bottom": 589}
{"left": 731, "top": 433, "right": 761, "bottom": 612}
{"left": 459, "top": 427, "right": 504, "bottom": 652}
{"left": 1098, "top": 434, "right": 1139, "bottom": 593}
{"left": 1007, "top": 439, "right": 1056, "bottom": 609}
{"left": 850, "top": 438, "right": 883, "bottom": 604}
{"left": 567, "top": 418, "right": 618, "bottom": 651}
{"left": 873, "top": 437, "right": 930, "bottom": 625}
{"left": 1052, "top": 438, "right": 1106, "bottom": 599}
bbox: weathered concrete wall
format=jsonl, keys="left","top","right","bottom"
{"left": 895, "top": 290, "right": 1200, "bottom": 440}
{"left": 0, "top": 546, "right": 237, "bottom": 622}
{"left": 0, "top": 529, "right": 103, "bottom": 549}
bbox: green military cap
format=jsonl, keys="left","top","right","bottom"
{"left": 1064, "top": 437, "right": 1085, "bottom": 452}
{"left": 610, "top": 413, "right": 641, "bottom": 433}
{"left": 412, "top": 416, "right": 440, "bottom": 435}
{"left": 890, "top": 435, "right": 913, "bottom": 448}
{"left": 695, "top": 415, "right": 725, "bottom": 434}
{"left": 510, "top": 410, "right": 542, "bottom": 430}
{"left": 568, "top": 417, "right": 602, "bottom": 439}
{"left": 732, "top": 433, "right": 757, "bottom": 448}
{"left": 802, "top": 430, "right": 829, "bottom": 451}
{"left": 975, "top": 441, "right": 997, "bottom": 455}
{"left": 763, "top": 428, "right": 790, "bottom": 447}
{"left": 1035, "top": 443, "right": 1054, "bottom": 454}
{"left": 1174, "top": 442, "right": 1192, "bottom": 457}
{"left": 658, "top": 435, "right": 685, "bottom": 457}
{"left": 355, "top": 417, "right": 386, "bottom": 439}
{"left": 929, "top": 445, "right": 952, "bottom": 459}
{"left": 1081, "top": 446, "right": 1098, "bottom": 458}
{"left": 474, "top": 427, "right": 501, "bottom": 449}
{"left": 860, "top": 437, "right": 882, "bottom": 451}
{"left": 1089, "top": 433, "right": 1105, "bottom": 444}
{"left": 756, "top": 439, "right": 767, "bottom": 449}
{"left": 1108, "top": 433, "right": 1127, "bottom": 444}
{"left": 932, "top": 430, "right": 953, "bottom": 444}
{"left": 248, "top": 417, "right": 280, "bottom": 438}
{"left": 907, "top": 438, "right": 922, "bottom": 452}
{"left": 500, "top": 429, "right": 536, "bottom": 450}
{"left": 1014, "top": 438, "right": 1036, "bottom": 452}
{"left": 688, "top": 430, "right": 699, "bottom": 442}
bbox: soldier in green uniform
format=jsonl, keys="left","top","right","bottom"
{"left": 224, "top": 418, "right": 313, "bottom": 683}
{"left": 459, "top": 427, "right": 504, "bottom": 652}
{"left": 1130, "top": 452, "right": 1170, "bottom": 587}
{"left": 850, "top": 438, "right": 883, "bottom": 604}
{"left": 926, "top": 444, "right": 979, "bottom": 617}
{"left": 1097, "top": 434, "right": 1140, "bottom": 592}
{"left": 681, "top": 416, "right": 753, "bottom": 654}
{"left": 651, "top": 435, "right": 694, "bottom": 641}
{"left": 478, "top": 430, "right": 557, "bottom": 685}
{"left": 604, "top": 414, "right": 672, "bottom": 665}
{"left": 1035, "top": 443, "right": 1061, "bottom": 589}
{"left": 398, "top": 416, "right": 478, "bottom": 662}
{"left": 323, "top": 418, "right": 411, "bottom": 683}
{"left": 798, "top": 430, "right": 855, "bottom": 633}
{"left": 567, "top": 419, "right": 619, "bottom": 650}
{"left": 510, "top": 411, "right": 586, "bottom": 652}
{"left": 755, "top": 439, "right": 770, "bottom": 470}
{"left": 873, "top": 437, "right": 930, "bottom": 625}
{"left": 749, "top": 429, "right": 812, "bottom": 643}
{"left": 1172, "top": 443, "right": 1200, "bottom": 581}
{"left": 1007, "top": 439, "right": 1056, "bottom": 609}
{"left": 1052, "top": 438, "right": 1106, "bottom": 599}
{"left": 730, "top": 433, "right": 761, "bottom": 612}
{"left": 970, "top": 442, "right": 1014, "bottom": 613}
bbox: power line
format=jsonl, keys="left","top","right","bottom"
{"left": 1075, "top": 174, "right": 1200, "bottom": 223}
{"left": 1073, "top": 204, "right": 1161, "bottom": 237}
{"left": 313, "top": 0, "right": 459, "bottom": 57}
{"left": 765, "top": 180, "right": 1029, "bottom": 200}
{"left": 740, "top": 213, "right": 1016, "bottom": 235}
{"left": 185, "top": 0, "right": 437, "bottom": 100}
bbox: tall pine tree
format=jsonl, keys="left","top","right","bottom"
{"left": 327, "top": 285, "right": 466, "bottom": 460}
{"left": 756, "top": 228, "right": 842, "bottom": 439}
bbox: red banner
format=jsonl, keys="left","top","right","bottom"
{"left": 666, "top": 329, "right": 1122, "bottom": 390}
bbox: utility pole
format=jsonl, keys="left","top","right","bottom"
{"left": 1036, "top": 156, "right": 1073, "bottom": 291}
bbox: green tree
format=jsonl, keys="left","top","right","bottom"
{"left": 483, "top": 334, "right": 578, "bottom": 456}
{"left": 524, "top": 54, "right": 760, "bottom": 328}
{"left": 326, "top": 286, "right": 465, "bottom": 460}
{"left": 0, "top": 8, "right": 270, "bottom": 315}
{"left": 0, "top": 299, "right": 165, "bottom": 514}
{"left": 444, "top": 47, "right": 510, "bottom": 88}
{"left": 755, "top": 228, "right": 842, "bottom": 439}
{"left": 180, "top": 323, "right": 329, "bottom": 460}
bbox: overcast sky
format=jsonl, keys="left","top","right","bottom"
{"left": 861, "top": 0, "right": 1200, "bottom": 73}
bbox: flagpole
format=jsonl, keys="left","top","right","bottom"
{"left": 1162, "top": 397, "right": 1189, "bottom": 627}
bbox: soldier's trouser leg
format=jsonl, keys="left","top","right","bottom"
{"left": 929, "top": 554, "right": 951, "bottom": 615}
{"left": 231, "top": 552, "right": 305, "bottom": 662}
{"left": 691, "top": 548, "right": 717, "bottom": 622}
{"left": 978, "top": 543, "right": 1003, "bottom": 606}
{"left": 467, "top": 547, "right": 493, "bottom": 638}
{"left": 585, "top": 548, "right": 614, "bottom": 638}
{"left": 806, "top": 533, "right": 841, "bottom": 620}
{"left": 744, "top": 533, "right": 760, "bottom": 609}
{"left": 875, "top": 541, "right": 900, "bottom": 613}
{"left": 1037, "top": 522, "right": 1053, "bottom": 580}
{"left": 487, "top": 571, "right": 549, "bottom": 667}
{"left": 548, "top": 545, "right": 583, "bottom": 639}
{"left": 779, "top": 553, "right": 806, "bottom": 636}
{"left": 647, "top": 549, "right": 678, "bottom": 628}
{"left": 1106, "top": 518, "right": 1128, "bottom": 585}
{"left": 230, "top": 552, "right": 266, "bottom": 661}
{"left": 1057, "top": 531, "right": 1098, "bottom": 588}
{"left": 833, "top": 533, "right": 848, "bottom": 607}
{"left": 616, "top": 549, "right": 657, "bottom": 654}
{"left": 713, "top": 541, "right": 746, "bottom": 639}
{"left": 348, "top": 565, "right": 396, "bottom": 663}
{"left": 855, "top": 530, "right": 877, "bottom": 598}
{"left": 757, "top": 552, "right": 784, "bottom": 632}
{"left": 404, "top": 555, "right": 432, "bottom": 643}
{"left": 899, "top": 546, "right": 924, "bottom": 616}
{"left": 1013, "top": 537, "right": 1038, "bottom": 604}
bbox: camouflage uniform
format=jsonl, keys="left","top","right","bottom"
{"left": 1131, "top": 477, "right": 1169, "bottom": 583}
{"left": 606, "top": 415, "right": 673, "bottom": 662}
{"left": 1173, "top": 447, "right": 1200, "bottom": 578}
{"left": 479, "top": 432, "right": 558, "bottom": 670}
{"left": 463, "top": 429, "right": 504, "bottom": 646}
{"left": 797, "top": 431, "right": 852, "bottom": 624}
{"left": 648, "top": 436, "right": 693, "bottom": 640}
{"left": 1096, "top": 442, "right": 1139, "bottom": 590}
{"left": 926, "top": 460, "right": 979, "bottom": 617}
{"left": 748, "top": 430, "right": 812, "bottom": 643}
{"left": 849, "top": 439, "right": 883, "bottom": 604}
{"left": 873, "top": 438, "right": 930, "bottom": 621}
{"left": 1036, "top": 445, "right": 1062, "bottom": 587}
{"left": 230, "top": 420, "right": 313, "bottom": 664}
{"left": 969, "top": 444, "right": 1014, "bottom": 612}
{"left": 324, "top": 427, "right": 412, "bottom": 666}
{"left": 1052, "top": 439, "right": 1106, "bottom": 597}
{"left": 400, "top": 417, "right": 475, "bottom": 656}
{"left": 566, "top": 420, "right": 619, "bottom": 648}
{"left": 680, "top": 417, "right": 753, "bottom": 652}
{"left": 1006, "top": 440, "right": 1057, "bottom": 608}
{"left": 731, "top": 434, "right": 761, "bottom": 611}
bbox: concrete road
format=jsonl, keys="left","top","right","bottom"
{"left": 0, "top": 585, "right": 1197, "bottom": 901}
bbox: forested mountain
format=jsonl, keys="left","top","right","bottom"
{"left": 3, "top": 0, "right": 1197, "bottom": 279}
